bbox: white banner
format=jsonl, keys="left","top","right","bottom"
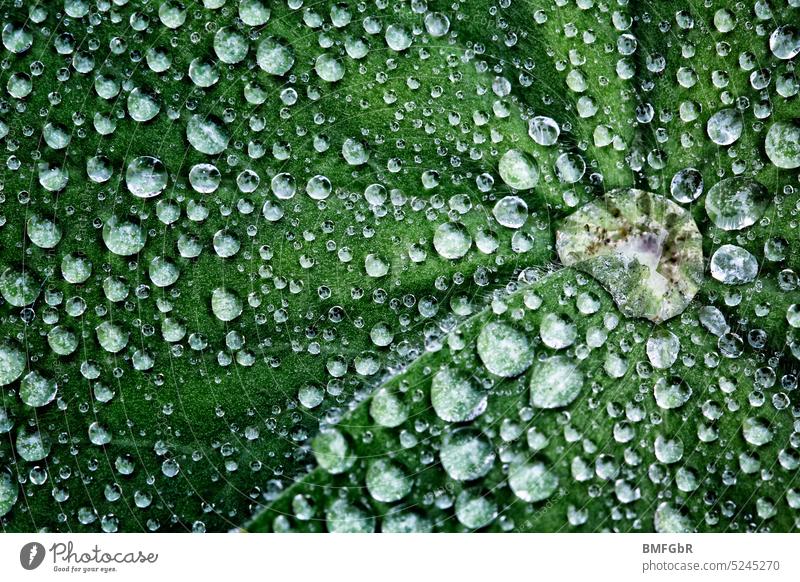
{"left": 1, "top": 533, "right": 797, "bottom": 581}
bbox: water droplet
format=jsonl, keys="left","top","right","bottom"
{"left": 765, "top": 121, "right": 800, "bottom": 169}
{"left": 554, "top": 152, "right": 586, "bottom": 183}
{"left": 126, "top": 156, "right": 167, "bottom": 198}
{"left": 95, "top": 321, "right": 130, "bottom": 353}
{"left": 431, "top": 367, "right": 487, "bottom": 422}
{"left": 0, "top": 469, "right": 18, "bottom": 517}
{"left": 492, "top": 196, "right": 529, "bottom": 229}
{"left": 477, "top": 321, "right": 534, "bottom": 377}
{"left": 770, "top": 25, "right": 800, "bottom": 60}
{"left": 19, "top": 372, "right": 57, "bottom": 408}
{"left": 670, "top": 168, "right": 703, "bottom": 203}
{"left": 455, "top": 489, "right": 496, "bottom": 529}
{"left": 88, "top": 422, "right": 112, "bottom": 446}
{"left": 440, "top": 429, "right": 495, "bottom": 481}
{"left": 313, "top": 430, "right": 355, "bottom": 475}
{"left": 26, "top": 215, "right": 62, "bottom": 249}
{"left": 315, "top": 54, "right": 345, "bottom": 82}
{"left": 654, "top": 502, "right": 690, "bottom": 533}
{"left": 528, "top": 116, "right": 560, "bottom": 146}
{"left": 211, "top": 288, "right": 243, "bottom": 322}
{"left": 366, "top": 460, "right": 411, "bottom": 502}
{"left": 529, "top": 356, "right": 583, "bottom": 409}
{"left": 742, "top": 417, "right": 773, "bottom": 447}
{"left": 710, "top": 244, "right": 758, "bottom": 285}
{"left": 186, "top": 115, "right": 230, "bottom": 155}
{"left": 646, "top": 329, "right": 680, "bottom": 369}
{"left": 0, "top": 267, "right": 40, "bottom": 307}
{"left": 654, "top": 376, "right": 692, "bottom": 409}
{"left": 16, "top": 429, "right": 50, "bottom": 462}
{"left": 369, "top": 388, "right": 408, "bottom": 428}
{"left": 654, "top": 434, "right": 684, "bottom": 464}
{"left": 433, "top": 222, "right": 472, "bottom": 259}
{"left": 256, "top": 37, "right": 294, "bottom": 75}
{"left": 706, "top": 108, "right": 742, "bottom": 146}
{"left": 557, "top": 189, "right": 703, "bottom": 322}
{"left": 103, "top": 216, "right": 147, "bottom": 256}
{"left": 508, "top": 461, "right": 558, "bottom": 502}
{"left": 498, "top": 149, "right": 539, "bottom": 190}
{"left": 364, "top": 254, "right": 390, "bottom": 277}
{"left": 213, "top": 26, "right": 248, "bottom": 64}
{"left": 705, "top": 177, "right": 767, "bottom": 231}
{"left": 539, "top": 313, "right": 577, "bottom": 350}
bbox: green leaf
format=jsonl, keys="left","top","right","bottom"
{"left": 1, "top": 0, "right": 800, "bottom": 533}
{"left": 246, "top": 267, "right": 799, "bottom": 532}
{"left": 1, "top": 0, "right": 559, "bottom": 531}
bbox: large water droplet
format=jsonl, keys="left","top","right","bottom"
{"left": 770, "top": 25, "right": 800, "bottom": 60}
{"left": 365, "top": 460, "right": 411, "bottom": 502}
{"left": 0, "top": 267, "right": 40, "bottom": 307}
{"left": 706, "top": 108, "right": 742, "bottom": 146}
{"left": 765, "top": 121, "right": 800, "bottom": 169}
{"left": 742, "top": 417, "right": 773, "bottom": 447}
{"left": 431, "top": 367, "right": 487, "bottom": 422}
{"left": 669, "top": 168, "right": 703, "bottom": 203}
{"left": 498, "top": 149, "right": 539, "bottom": 190}
{"left": 0, "top": 469, "right": 18, "bottom": 517}
{"left": 256, "top": 37, "right": 294, "bottom": 75}
{"left": 19, "top": 371, "right": 57, "bottom": 408}
{"left": 557, "top": 189, "right": 703, "bottom": 322}
{"left": 455, "top": 489, "right": 496, "bottom": 529}
{"left": 186, "top": 115, "right": 230, "bottom": 155}
{"left": 211, "top": 288, "right": 243, "bottom": 321}
{"left": 710, "top": 244, "right": 758, "bottom": 284}
{"left": 705, "top": 177, "right": 767, "bottom": 231}
{"left": 539, "top": 313, "right": 577, "bottom": 350}
{"left": 16, "top": 429, "right": 50, "bottom": 462}
{"left": 103, "top": 216, "right": 147, "bottom": 256}
{"left": 529, "top": 356, "right": 583, "bottom": 409}
{"left": 313, "top": 429, "right": 355, "bottom": 475}
{"left": 476, "top": 321, "right": 534, "bottom": 378}
{"left": 492, "top": 196, "right": 529, "bottom": 229}
{"left": 654, "top": 376, "right": 692, "bottom": 409}
{"left": 528, "top": 116, "right": 560, "bottom": 146}
{"left": 440, "top": 429, "right": 495, "bottom": 481}
{"left": 433, "top": 222, "right": 472, "bottom": 260}
{"left": 646, "top": 329, "right": 680, "bottom": 369}
{"left": 0, "top": 341, "right": 26, "bottom": 387}
{"left": 654, "top": 502, "right": 691, "bottom": 533}
{"left": 95, "top": 321, "right": 130, "bottom": 353}
{"left": 508, "top": 461, "right": 558, "bottom": 502}
{"left": 126, "top": 156, "right": 167, "bottom": 198}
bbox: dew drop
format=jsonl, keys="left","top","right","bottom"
{"left": 710, "top": 244, "right": 758, "bottom": 285}
{"left": 476, "top": 321, "right": 534, "bottom": 378}
{"left": 529, "top": 356, "right": 583, "bottom": 409}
